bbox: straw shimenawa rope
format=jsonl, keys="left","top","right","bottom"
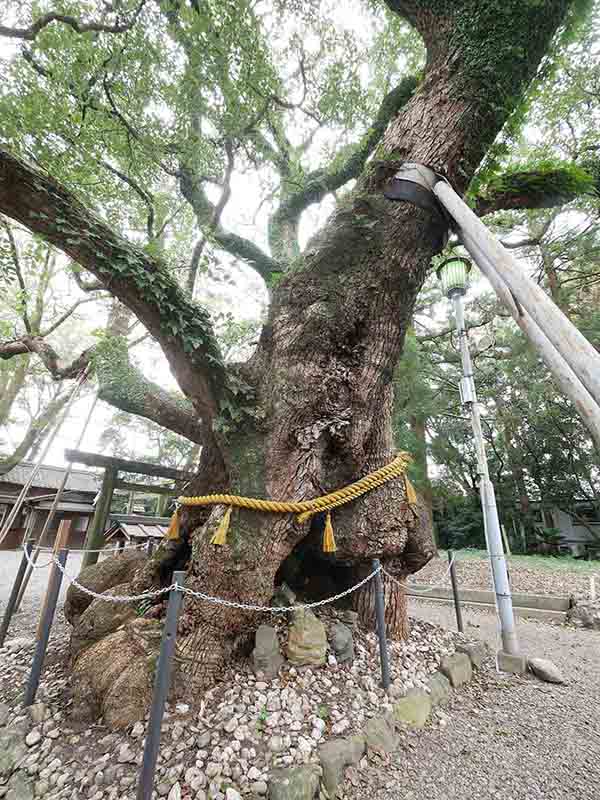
{"left": 165, "top": 452, "right": 417, "bottom": 552}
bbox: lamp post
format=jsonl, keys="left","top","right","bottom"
{"left": 436, "top": 255, "right": 523, "bottom": 665}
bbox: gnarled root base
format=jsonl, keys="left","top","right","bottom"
{"left": 71, "top": 618, "right": 161, "bottom": 729}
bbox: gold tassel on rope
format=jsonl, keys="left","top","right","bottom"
{"left": 210, "top": 506, "right": 232, "bottom": 546}
{"left": 322, "top": 511, "right": 337, "bottom": 553}
{"left": 165, "top": 509, "right": 181, "bottom": 541}
{"left": 404, "top": 475, "right": 418, "bottom": 506}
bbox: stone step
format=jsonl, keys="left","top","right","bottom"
{"left": 407, "top": 594, "right": 568, "bottom": 623}
{"left": 406, "top": 585, "right": 570, "bottom": 611}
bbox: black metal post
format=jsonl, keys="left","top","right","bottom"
{"left": 372, "top": 559, "right": 391, "bottom": 690}
{"left": 147, "top": 540, "right": 155, "bottom": 557}
{"left": 0, "top": 541, "right": 34, "bottom": 647}
{"left": 23, "top": 548, "right": 68, "bottom": 706}
{"left": 448, "top": 550, "right": 464, "bottom": 633}
{"left": 136, "top": 571, "right": 186, "bottom": 800}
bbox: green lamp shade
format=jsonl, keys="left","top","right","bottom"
{"left": 436, "top": 256, "right": 472, "bottom": 297}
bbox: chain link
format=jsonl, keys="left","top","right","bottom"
{"left": 381, "top": 556, "right": 456, "bottom": 594}
{"left": 177, "top": 564, "right": 382, "bottom": 613}
{"left": 51, "top": 557, "right": 175, "bottom": 603}
{"left": 50, "top": 553, "right": 381, "bottom": 611}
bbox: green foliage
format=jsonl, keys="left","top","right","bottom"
{"left": 484, "top": 160, "right": 595, "bottom": 202}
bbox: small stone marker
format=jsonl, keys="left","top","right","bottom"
{"left": 252, "top": 625, "right": 283, "bottom": 678}
{"left": 439, "top": 652, "right": 472, "bottom": 687}
{"left": 286, "top": 609, "right": 327, "bottom": 667}
{"left": 330, "top": 622, "right": 354, "bottom": 663}
{"left": 393, "top": 690, "right": 432, "bottom": 728}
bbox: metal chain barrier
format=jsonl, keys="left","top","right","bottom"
{"left": 381, "top": 555, "right": 456, "bottom": 593}
{"left": 177, "top": 564, "right": 382, "bottom": 613}
{"left": 48, "top": 550, "right": 381, "bottom": 612}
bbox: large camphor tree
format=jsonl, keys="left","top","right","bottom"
{"left": 0, "top": 0, "right": 596, "bottom": 718}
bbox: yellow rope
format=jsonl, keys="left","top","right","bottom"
{"left": 177, "top": 451, "right": 414, "bottom": 530}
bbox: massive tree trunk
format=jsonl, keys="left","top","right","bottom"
{"left": 0, "top": 0, "right": 574, "bottom": 721}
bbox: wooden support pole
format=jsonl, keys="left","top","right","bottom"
{"left": 36, "top": 519, "right": 72, "bottom": 640}
{"left": 82, "top": 467, "right": 117, "bottom": 569}
{"left": 434, "top": 181, "right": 600, "bottom": 405}
{"left": 458, "top": 230, "right": 600, "bottom": 451}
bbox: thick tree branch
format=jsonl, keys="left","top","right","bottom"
{"left": 0, "top": 147, "right": 227, "bottom": 418}
{"left": 0, "top": 2, "right": 146, "bottom": 41}
{"left": 474, "top": 165, "right": 596, "bottom": 216}
{"left": 179, "top": 165, "right": 280, "bottom": 282}
{"left": 272, "top": 75, "right": 418, "bottom": 227}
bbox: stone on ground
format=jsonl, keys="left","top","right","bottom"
{"left": 167, "top": 781, "right": 181, "bottom": 800}
{"left": 64, "top": 550, "right": 146, "bottom": 623}
{"left": 528, "top": 657, "right": 566, "bottom": 684}
{"left": 269, "top": 764, "right": 321, "bottom": 800}
{"left": 0, "top": 703, "right": 10, "bottom": 727}
{"left": 271, "top": 583, "right": 296, "bottom": 608}
{"left": 0, "top": 728, "right": 27, "bottom": 778}
{"left": 427, "top": 671, "right": 452, "bottom": 706}
{"left": 5, "top": 772, "right": 34, "bottom": 800}
{"left": 439, "top": 652, "right": 472, "bottom": 688}
{"left": 286, "top": 610, "right": 327, "bottom": 667}
{"left": 567, "top": 598, "right": 600, "bottom": 630}
{"left": 364, "top": 715, "right": 399, "bottom": 753}
{"left": 318, "top": 735, "right": 365, "bottom": 796}
{"left": 393, "top": 690, "right": 432, "bottom": 728}
{"left": 455, "top": 640, "right": 487, "bottom": 669}
{"left": 252, "top": 625, "right": 283, "bottom": 678}
{"left": 329, "top": 622, "right": 354, "bottom": 663}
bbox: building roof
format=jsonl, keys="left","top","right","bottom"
{"left": 105, "top": 521, "right": 168, "bottom": 541}
{"left": 0, "top": 462, "right": 99, "bottom": 494}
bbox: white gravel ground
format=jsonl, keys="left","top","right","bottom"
{"left": 345, "top": 597, "right": 600, "bottom": 800}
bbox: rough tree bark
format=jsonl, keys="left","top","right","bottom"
{"left": 0, "top": 0, "right": 575, "bottom": 721}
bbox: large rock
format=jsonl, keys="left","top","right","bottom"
{"left": 286, "top": 610, "right": 327, "bottom": 667}
{"left": 71, "top": 618, "right": 161, "bottom": 728}
{"left": 318, "top": 736, "right": 365, "bottom": 796}
{"left": 528, "top": 657, "right": 566, "bottom": 685}
{"left": 70, "top": 583, "right": 138, "bottom": 659}
{"left": 269, "top": 764, "right": 321, "bottom": 800}
{"left": 64, "top": 550, "right": 147, "bottom": 624}
{"left": 252, "top": 625, "right": 283, "bottom": 678}
{"left": 0, "top": 727, "right": 27, "bottom": 779}
{"left": 439, "top": 652, "right": 472, "bottom": 688}
{"left": 393, "top": 690, "right": 431, "bottom": 728}
{"left": 329, "top": 622, "right": 354, "bottom": 664}
{"left": 364, "top": 715, "right": 399, "bottom": 753}
{"left": 427, "top": 671, "right": 452, "bottom": 706}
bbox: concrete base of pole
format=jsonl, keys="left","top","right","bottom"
{"left": 496, "top": 650, "right": 528, "bottom": 675}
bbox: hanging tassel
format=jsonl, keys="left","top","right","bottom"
{"left": 322, "top": 510, "right": 337, "bottom": 553}
{"left": 211, "top": 506, "right": 232, "bottom": 546}
{"left": 404, "top": 474, "right": 418, "bottom": 506}
{"left": 165, "top": 509, "right": 181, "bottom": 541}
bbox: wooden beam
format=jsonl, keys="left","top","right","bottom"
{"left": 114, "top": 480, "right": 178, "bottom": 496}
{"left": 65, "top": 449, "right": 192, "bottom": 481}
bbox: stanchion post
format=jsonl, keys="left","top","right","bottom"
{"left": 0, "top": 541, "right": 34, "bottom": 647}
{"left": 147, "top": 540, "right": 155, "bottom": 557}
{"left": 136, "top": 571, "right": 186, "bottom": 800}
{"left": 372, "top": 559, "right": 391, "bottom": 690}
{"left": 448, "top": 550, "right": 464, "bottom": 633}
{"left": 23, "top": 548, "right": 68, "bottom": 707}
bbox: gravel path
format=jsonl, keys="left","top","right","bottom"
{"left": 415, "top": 553, "right": 599, "bottom": 597}
{"left": 345, "top": 598, "right": 600, "bottom": 800}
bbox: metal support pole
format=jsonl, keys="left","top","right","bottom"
{"left": 0, "top": 541, "right": 33, "bottom": 647}
{"left": 23, "top": 548, "right": 68, "bottom": 706}
{"left": 447, "top": 550, "right": 464, "bottom": 633}
{"left": 136, "top": 571, "right": 186, "bottom": 800}
{"left": 147, "top": 540, "right": 155, "bottom": 557}
{"left": 451, "top": 293, "right": 520, "bottom": 656}
{"left": 372, "top": 559, "right": 391, "bottom": 691}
